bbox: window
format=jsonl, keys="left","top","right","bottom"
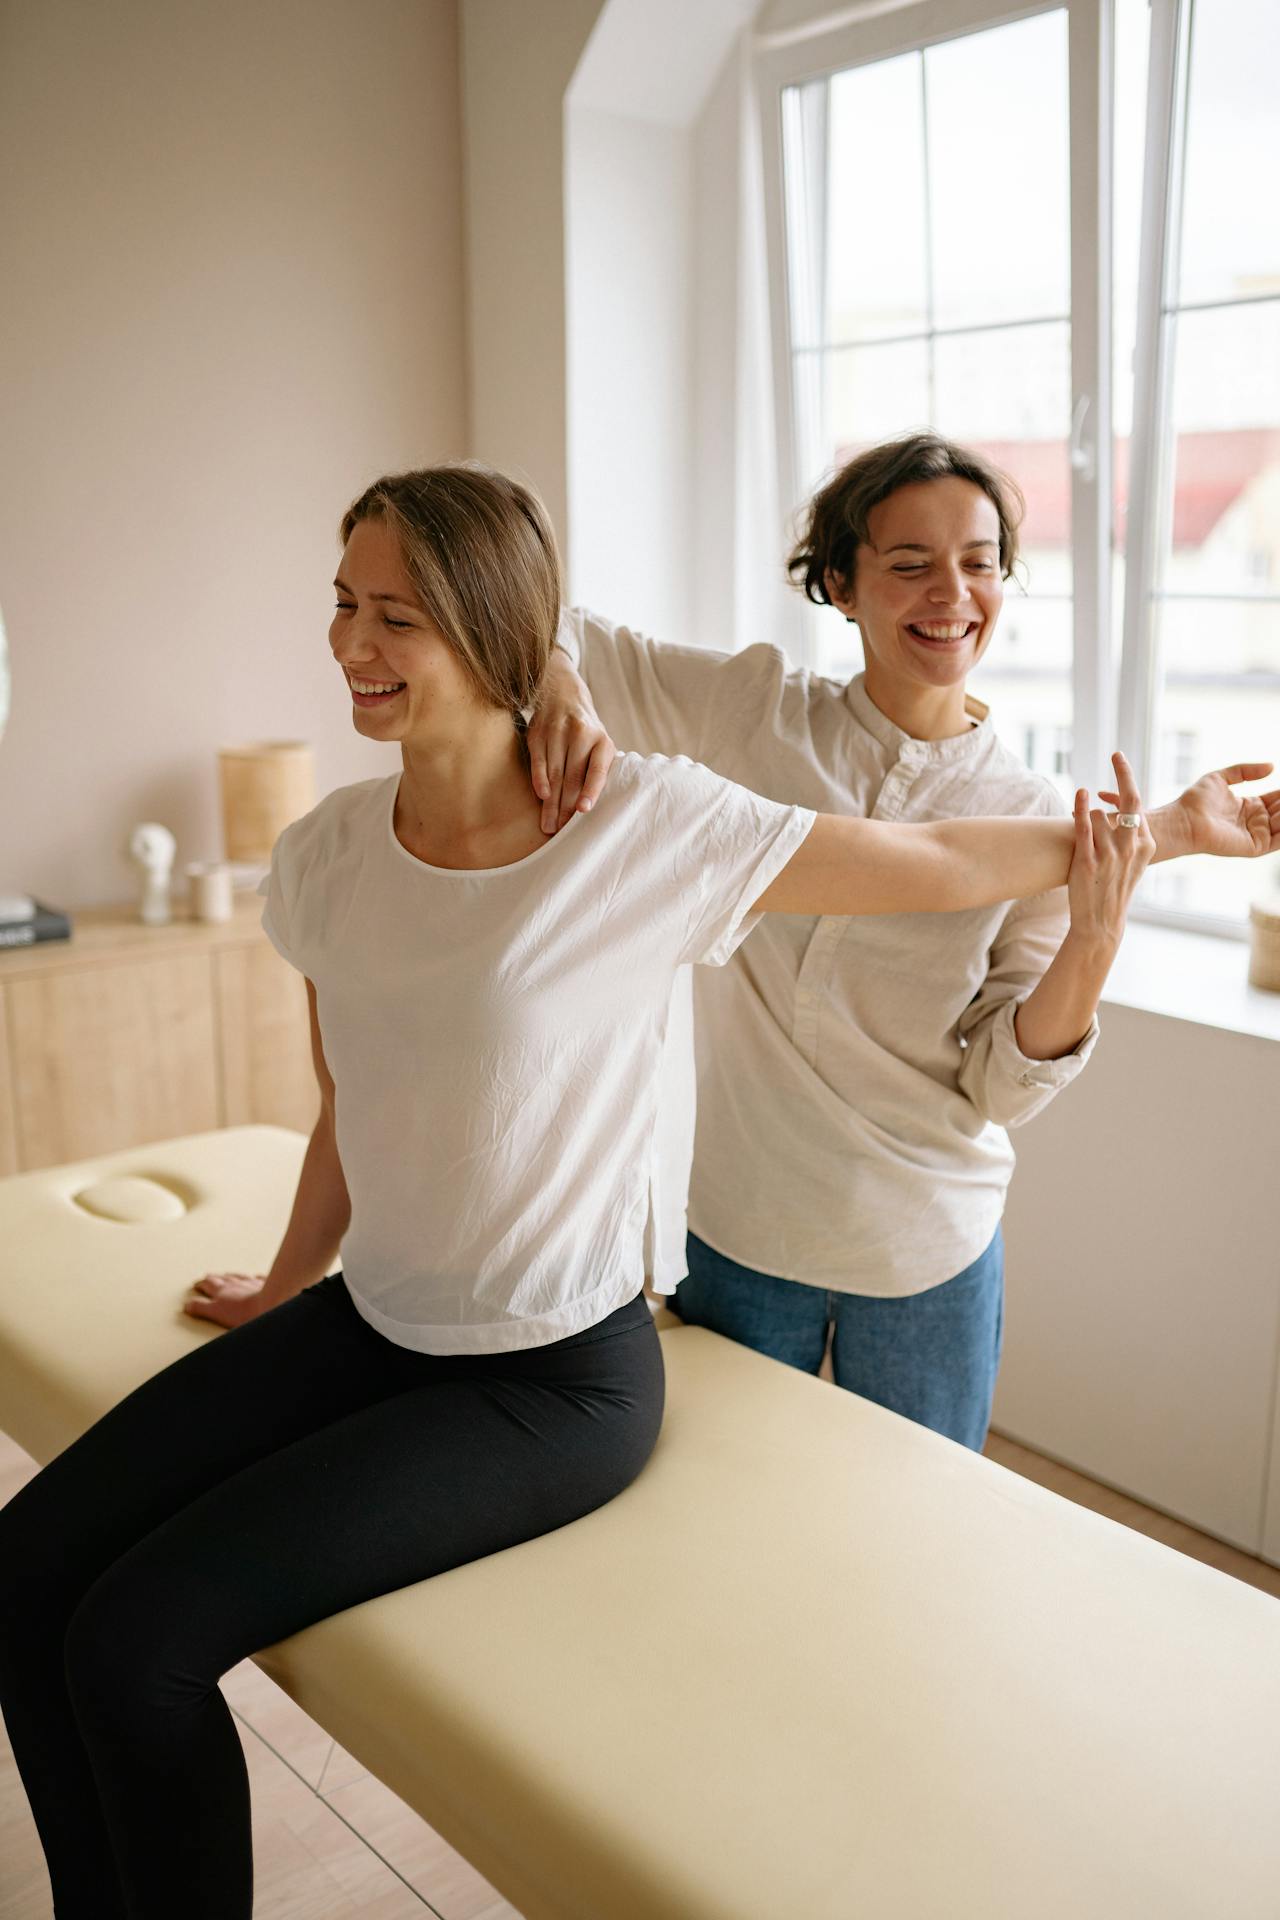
{"left": 775, "top": 8, "right": 1074, "bottom": 797}
{"left": 1120, "top": 0, "right": 1280, "bottom": 929}
{"left": 761, "top": 0, "right": 1278, "bottom": 932}
{"left": 1165, "top": 728, "right": 1199, "bottom": 788}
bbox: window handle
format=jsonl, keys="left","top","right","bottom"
{"left": 1069, "top": 394, "right": 1095, "bottom": 481}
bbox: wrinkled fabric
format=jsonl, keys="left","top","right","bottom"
{"left": 261, "top": 754, "right": 813, "bottom": 1352}
{"left": 560, "top": 609, "right": 1098, "bottom": 1298}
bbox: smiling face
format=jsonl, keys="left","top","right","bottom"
{"left": 827, "top": 476, "right": 1004, "bottom": 731}
{"left": 330, "top": 516, "right": 486, "bottom": 744}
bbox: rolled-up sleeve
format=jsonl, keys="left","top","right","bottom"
{"left": 954, "top": 885, "right": 1099, "bottom": 1127}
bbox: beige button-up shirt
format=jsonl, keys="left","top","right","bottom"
{"left": 560, "top": 609, "right": 1098, "bottom": 1298}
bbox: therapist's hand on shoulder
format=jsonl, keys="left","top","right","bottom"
{"left": 528, "top": 646, "right": 616, "bottom": 835}
{"left": 185, "top": 1272, "right": 268, "bottom": 1331}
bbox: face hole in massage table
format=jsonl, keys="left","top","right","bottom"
{"left": 70, "top": 1175, "right": 195, "bottom": 1225}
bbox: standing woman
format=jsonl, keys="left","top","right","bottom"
{"left": 0, "top": 460, "right": 1216, "bottom": 1919}
{"left": 531, "top": 432, "right": 1278, "bottom": 1449}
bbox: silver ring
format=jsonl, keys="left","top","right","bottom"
{"left": 1115, "top": 812, "right": 1141, "bottom": 829}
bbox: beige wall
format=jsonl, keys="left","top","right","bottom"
{"left": 996, "top": 999, "right": 1280, "bottom": 1557}
{"left": 460, "top": 0, "right": 606, "bottom": 555}
{"left": 0, "top": 0, "right": 467, "bottom": 908}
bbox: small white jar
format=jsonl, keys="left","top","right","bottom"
{"left": 186, "top": 861, "right": 234, "bottom": 924}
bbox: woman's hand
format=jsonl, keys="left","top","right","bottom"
{"left": 1119, "top": 761, "right": 1280, "bottom": 862}
{"left": 527, "top": 650, "right": 617, "bottom": 835}
{"left": 1067, "top": 753, "right": 1157, "bottom": 948}
{"left": 1010, "top": 756, "right": 1154, "bottom": 1062}
{"left": 185, "top": 1272, "right": 269, "bottom": 1331}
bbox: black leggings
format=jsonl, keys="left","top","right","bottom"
{"left": 0, "top": 1277, "right": 663, "bottom": 1920}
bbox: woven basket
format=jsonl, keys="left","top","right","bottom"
{"left": 1248, "top": 895, "right": 1280, "bottom": 992}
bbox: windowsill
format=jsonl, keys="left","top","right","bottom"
{"left": 1102, "top": 920, "right": 1280, "bottom": 1044}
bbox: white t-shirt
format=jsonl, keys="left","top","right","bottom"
{"left": 260, "top": 753, "right": 813, "bottom": 1354}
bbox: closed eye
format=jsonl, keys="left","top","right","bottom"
{"left": 891, "top": 561, "right": 994, "bottom": 574}
{"left": 333, "top": 601, "right": 414, "bottom": 631}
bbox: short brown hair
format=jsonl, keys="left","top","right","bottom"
{"left": 340, "top": 463, "right": 561, "bottom": 716}
{"left": 787, "top": 432, "right": 1024, "bottom": 605}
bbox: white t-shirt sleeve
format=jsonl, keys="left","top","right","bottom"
{"left": 258, "top": 824, "right": 301, "bottom": 970}
{"left": 648, "top": 757, "right": 814, "bottom": 969}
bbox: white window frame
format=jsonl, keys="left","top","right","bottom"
{"left": 1118, "top": 0, "right": 1273, "bottom": 941}
{"left": 1115, "top": 0, "right": 1188, "bottom": 784}
{"left": 755, "top": 0, "right": 1115, "bottom": 790}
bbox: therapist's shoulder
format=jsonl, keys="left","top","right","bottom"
{"left": 565, "top": 608, "right": 802, "bottom": 699}
{"left": 977, "top": 732, "right": 1072, "bottom": 820}
{"left": 706, "top": 642, "right": 851, "bottom": 760}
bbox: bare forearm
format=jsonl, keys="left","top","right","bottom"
{"left": 931, "top": 816, "right": 1078, "bottom": 910}
{"left": 760, "top": 814, "right": 1079, "bottom": 917}
{"left": 934, "top": 796, "right": 1191, "bottom": 907}
{"left": 258, "top": 1109, "right": 350, "bottom": 1310}
{"left": 1013, "top": 928, "right": 1117, "bottom": 1060}
{"left": 940, "top": 799, "right": 1193, "bottom": 915}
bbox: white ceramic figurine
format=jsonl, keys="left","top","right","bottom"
{"left": 128, "top": 822, "right": 177, "bottom": 926}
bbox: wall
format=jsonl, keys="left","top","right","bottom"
{"left": 0, "top": 0, "right": 467, "bottom": 909}
{"left": 459, "top": 0, "right": 606, "bottom": 554}
{"left": 565, "top": 106, "right": 693, "bottom": 639}
{"left": 462, "top": 0, "right": 762, "bottom": 639}
{"left": 691, "top": 33, "right": 800, "bottom": 657}
{"left": 563, "top": 0, "right": 762, "bottom": 640}
{"left": 996, "top": 998, "right": 1280, "bottom": 1556}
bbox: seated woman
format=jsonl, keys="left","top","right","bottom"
{"left": 0, "top": 461, "right": 1272, "bottom": 1920}
{"left": 530, "top": 431, "right": 1279, "bottom": 1447}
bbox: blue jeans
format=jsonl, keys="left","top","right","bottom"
{"left": 676, "top": 1227, "right": 1004, "bottom": 1450}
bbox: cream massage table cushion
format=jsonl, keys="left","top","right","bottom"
{"left": 1, "top": 1126, "right": 1278, "bottom": 1920}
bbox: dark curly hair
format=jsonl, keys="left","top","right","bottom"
{"left": 787, "top": 431, "right": 1025, "bottom": 604}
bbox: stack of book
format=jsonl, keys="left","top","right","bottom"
{"left": 0, "top": 895, "right": 72, "bottom": 949}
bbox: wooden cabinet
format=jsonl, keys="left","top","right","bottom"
{"left": 0, "top": 897, "right": 316, "bottom": 1173}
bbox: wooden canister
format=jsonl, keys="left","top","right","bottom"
{"left": 1248, "top": 895, "right": 1280, "bottom": 993}
{"left": 218, "top": 743, "right": 315, "bottom": 864}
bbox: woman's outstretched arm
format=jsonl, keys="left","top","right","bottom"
{"left": 754, "top": 756, "right": 1279, "bottom": 919}
{"left": 185, "top": 980, "right": 350, "bottom": 1330}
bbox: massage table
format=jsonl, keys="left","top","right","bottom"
{"left": 2, "top": 1125, "right": 1278, "bottom": 1918}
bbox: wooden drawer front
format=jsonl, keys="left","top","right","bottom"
{"left": 8, "top": 955, "right": 220, "bottom": 1170}
{"left": 0, "top": 989, "right": 18, "bottom": 1176}
{"left": 215, "top": 944, "right": 316, "bottom": 1135}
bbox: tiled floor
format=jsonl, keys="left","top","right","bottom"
{"left": 2, "top": 1420, "right": 1278, "bottom": 1915}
